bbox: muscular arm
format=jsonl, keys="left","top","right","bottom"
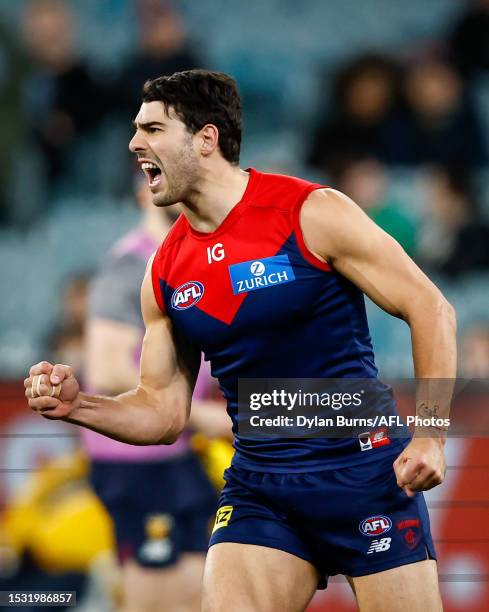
{"left": 300, "top": 189, "right": 457, "bottom": 436}
{"left": 27, "top": 256, "right": 200, "bottom": 445}
{"left": 85, "top": 315, "right": 231, "bottom": 440}
{"left": 85, "top": 287, "right": 231, "bottom": 439}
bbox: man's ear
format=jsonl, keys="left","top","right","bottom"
{"left": 199, "top": 124, "right": 219, "bottom": 157}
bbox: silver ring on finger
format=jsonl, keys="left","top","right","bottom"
{"left": 51, "top": 383, "right": 61, "bottom": 398}
{"left": 36, "top": 374, "right": 43, "bottom": 398}
{"left": 31, "top": 375, "right": 39, "bottom": 398}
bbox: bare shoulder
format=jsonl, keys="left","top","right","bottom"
{"left": 301, "top": 187, "right": 369, "bottom": 231}
{"left": 300, "top": 188, "right": 379, "bottom": 262}
{"left": 302, "top": 187, "right": 356, "bottom": 212}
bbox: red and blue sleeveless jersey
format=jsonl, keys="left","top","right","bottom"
{"left": 151, "top": 169, "right": 404, "bottom": 472}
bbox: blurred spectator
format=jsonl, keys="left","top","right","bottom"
{"left": 417, "top": 164, "right": 489, "bottom": 277}
{"left": 0, "top": 451, "right": 117, "bottom": 610}
{"left": 459, "top": 322, "right": 489, "bottom": 377}
{"left": 308, "top": 53, "right": 405, "bottom": 177}
{"left": 44, "top": 271, "right": 92, "bottom": 379}
{"left": 118, "top": 0, "right": 202, "bottom": 117}
{"left": 333, "top": 156, "right": 417, "bottom": 256}
{"left": 449, "top": 0, "right": 489, "bottom": 78}
{"left": 57, "top": 272, "right": 91, "bottom": 330}
{"left": 0, "top": 20, "right": 28, "bottom": 225}
{"left": 83, "top": 176, "right": 227, "bottom": 612}
{"left": 47, "top": 322, "right": 85, "bottom": 379}
{"left": 21, "top": 0, "right": 112, "bottom": 191}
{"left": 401, "top": 53, "right": 487, "bottom": 168}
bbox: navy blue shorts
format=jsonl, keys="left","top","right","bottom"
{"left": 90, "top": 451, "right": 218, "bottom": 568}
{"left": 209, "top": 452, "right": 436, "bottom": 589}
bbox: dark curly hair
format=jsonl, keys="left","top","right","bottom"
{"left": 142, "top": 69, "right": 242, "bottom": 165}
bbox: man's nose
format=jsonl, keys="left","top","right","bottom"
{"left": 129, "top": 131, "right": 145, "bottom": 153}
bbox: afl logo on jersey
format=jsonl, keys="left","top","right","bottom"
{"left": 359, "top": 515, "right": 392, "bottom": 537}
{"left": 171, "top": 281, "right": 204, "bottom": 310}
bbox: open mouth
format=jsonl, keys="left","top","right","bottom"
{"left": 141, "top": 161, "right": 162, "bottom": 188}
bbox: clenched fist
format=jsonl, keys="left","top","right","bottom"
{"left": 393, "top": 437, "right": 447, "bottom": 498}
{"left": 24, "top": 361, "right": 80, "bottom": 419}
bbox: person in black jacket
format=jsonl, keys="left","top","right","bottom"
{"left": 21, "top": 0, "right": 111, "bottom": 186}
{"left": 418, "top": 164, "right": 489, "bottom": 277}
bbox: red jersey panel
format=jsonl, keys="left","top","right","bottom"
{"left": 151, "top": 169, "right": 403, "bottom": 472}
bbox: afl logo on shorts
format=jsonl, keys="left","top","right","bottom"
{"left": 171, "top": 281, "right": 204, "bottom": 310}
{"left": 359, "top": 515, "right": 392, "bottom": 537}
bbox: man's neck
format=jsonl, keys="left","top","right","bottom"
{"left": 181, "top": 161, "right": 250, "bottom": 233}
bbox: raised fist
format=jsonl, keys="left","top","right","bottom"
{"left": 24, "top": 361, "right": 80, "bottom": 419}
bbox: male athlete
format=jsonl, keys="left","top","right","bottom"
{"left": 25, "top": 69, "right": 456, "bottom": 612}
{"left": 84, "top": 175, "right": 229, "bottom": 612}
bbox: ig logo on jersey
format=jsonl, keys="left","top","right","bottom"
{"left": 359, "top": 515, "right": 392, "bottom": 537}
{"left": 171, "top": 281, "right": 204, "bottom": 310}
{"left": 207, "top": 243, "right": 225, "bottom": 264}
{"left": 228, "top": 255, "right": 295, "bottom": 295}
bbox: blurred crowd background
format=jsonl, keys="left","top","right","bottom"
{"left": 0, "top": 0, "right": 488, "bottom": 378}
{"left": 0, "top": 0, "right": 488, "bottom": 610}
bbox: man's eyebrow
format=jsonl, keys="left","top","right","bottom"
{"left": 132, "top": 120, "right": 166, "bottom": 130}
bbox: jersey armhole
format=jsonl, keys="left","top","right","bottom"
{"left": 151, "top": 250, "right": 166, "bottom": 314}
{"left": 293, "top": 185, "right": 332, "bottom": 272}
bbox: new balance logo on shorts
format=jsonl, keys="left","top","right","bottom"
{"left": 366, "top": 538, "right": 391, "bottom": 555}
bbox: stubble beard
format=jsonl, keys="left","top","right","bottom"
{"left": 152, "top": 136, "right": 199, "bottom": 208}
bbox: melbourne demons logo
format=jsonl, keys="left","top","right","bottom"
{"left": 359, "top": 515, "right": 392, "bottom": 537}
{"left": 397, "top": 518, "right": 421, "bottom": 550}
{"left": 171, "top": 281, "right": 205, "bottom": 310}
